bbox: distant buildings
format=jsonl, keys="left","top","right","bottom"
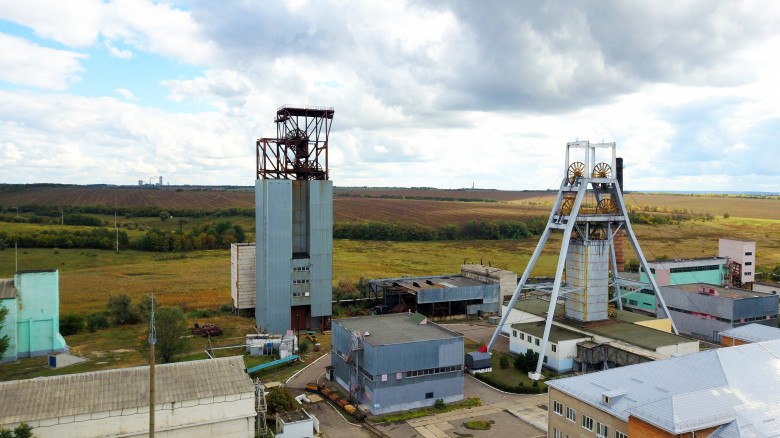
{"left": 331, "top": 313, "right": 464, "bottom": 415}
{"left": 0, "top": 356, "right": 256, "bottom": 437}
{"left": 719, "top": 322, "right": 780, "bottom": 346}
{"left": 547, "top": 339, "right": 780, "bottom": 437}
{"left": 0, "top": 270, "right": 67, "bottom": 363}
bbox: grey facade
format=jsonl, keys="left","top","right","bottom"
{"left": 331, "top": 313, "right": 464, "bottom": 415}
{"left": 659, "top": 283, "right": 779, "bottom": 342}
{"left": 255, "top": 179, "right": 333, "bottom": 334}
{"left": 371, "top": 272, "right": 499, "bottom": 318}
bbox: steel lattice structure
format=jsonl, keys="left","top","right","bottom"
{"left": 256, "top": 105, "right": 335, "bottom": 180}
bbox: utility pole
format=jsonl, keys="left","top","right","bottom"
{"left": 61, "top": 209, "right": 64, "bottom": 226}
{"left": 115, "top": 211, "right": 119, "bottom": 252}
{"left": 148, "top": 293, "right": 157, "bottom": 438}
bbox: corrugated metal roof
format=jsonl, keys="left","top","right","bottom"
{"left": 0, "top": 356, "right": 254, "bottom": 424}
{"left": 511, "top": 321, "right": 591, "bottom": 342}
{"left": 720, "top": 323, "right": 780, "bottom": 343}
{"left": 0, "top": 278, "right": 17, "bottom": 299}
{"left": 547, "top": 340, "right": 780, "bottom": 436}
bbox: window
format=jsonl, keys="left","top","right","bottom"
{"left": 513, "top": 330, "right": 517, "bottom": 338}
{"left": 596, "top": 422, "right": 608, "bottom": 437}
{"left": 615, "top": 431, "right": 627, "bottom": 438}
{"left": 628, "top": 299, "right": 638, "bottom": 306}
{"left": 292, "top": 266, "right": 310, "bottom": 272}
{"left": 565, "top": 406, "right": 576, "bottom": 422}
{"left": 553, "top": 429, "right": 562, "bottom": 438}
{"left": 535, "top": 338, "right": 540, "bottom": 346}
{"left": 425, "top": 392, "right": 434, "bottom": 399}
{"left": 519, "top": 333, "right": 524, "bottom": 341}
{"left": 551, "top": 344, "right": 557, "bottom": 353}
{"left": 745, "top": 261, "right": 752, "bottom": 266}
{"left": 553, "top": 400, "right": 563, "bottom": 415}
{"left": 746, "top": 251, "right": 753, "bottom": 256}
{"left": 292, "top": 279, "right": 310, "bottom": 285}
{"left": 582, "top": 415, "right": 594, "bottom": 431}
{"left": 745, "top": 272, "right": 752, "bottom": 276}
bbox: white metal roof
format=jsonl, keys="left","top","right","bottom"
{"left": 547, "top": 340, "right": 780, "bottom": 436}
{"left": 0, "top": 356, "right": 254, "bottom": 425}
{"left": 720, "top": 323, "right": 780, "bottom": 343}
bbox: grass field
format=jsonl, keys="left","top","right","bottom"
{"left": 2, "top": 185, "right": 780, "bottom": 382}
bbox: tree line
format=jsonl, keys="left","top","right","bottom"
{"left": 334, "top": 218, "right": 548, "bottom": 241}
{"left": 0, "top": 221, "right": 246, "bottom": 251}
{"left": 0, "top": 204, "right": 255, "bottom": 219}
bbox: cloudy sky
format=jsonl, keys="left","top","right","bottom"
{"left": 1, "top": 1, "right": 780, "bottom": 192}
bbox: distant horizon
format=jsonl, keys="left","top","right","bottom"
{"left": 2, "top": 182, "right": 778, "bottom": 197}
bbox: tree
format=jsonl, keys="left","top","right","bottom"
{"left": 0, "top": 305, "right": 9, "bottom": 362}
{"left": 153, "top": 306, "right": 188, "bottom": 363}
{"left": 59, "top": 313, "right": 85, "bottom": 336}
{"left": 107, "top": 294, "right": 141, "bottom": 325}
{"left": 0, "top": 423, "right": 33, "bottom": 438}
{"left": 266, "top": 386, "right": 297, "bottom": 415}
{"left": 499, "top": 355, "right": 509, "bottom": 369}
{"left": 87, "top": 313, "right": 110, "bottom": 332}
{"left": 513, "top": 350, "right": 539, "bottom": 373}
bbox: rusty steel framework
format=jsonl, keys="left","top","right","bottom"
{"left": 257, "top": 105, "right": 335, "bottom": 180}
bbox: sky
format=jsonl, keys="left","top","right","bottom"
{"left": 1, "top": 1, "right": 780, "bottom": 192}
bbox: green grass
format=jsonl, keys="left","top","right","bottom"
{"left": 370, "top": 397, "right": 482, "bottom": 423}
{"left": 464, "top": 340, "right": 550, "bottom": 391}
{"left": 463, "top": 420, "right": 493, "bottom": 430}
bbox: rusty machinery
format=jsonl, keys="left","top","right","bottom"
{"left": 256, "top": 105, "right": 335, "bottom": 180}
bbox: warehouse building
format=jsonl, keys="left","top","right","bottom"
{"left": 719, "top": 322, "right": 780, "bottom": 346}
{"left": 503, "top": 298, "right": 697, "bottom": 372}
{"left": 547, "top": 339, "right": 780, "bottom": 437}
{"left": 0, "top": 270, "right": 67, "bottom": 363}
{"left": 369, "top": 264, "right": 511, "bottom": 319}
{"left": 0, "top": 356, "right": 256, "bottom": 437}
{"left": 659, "top": 283, "right": 778, "bottom": 342}
{"left": 331, "top": 313, "right": 464, "bottom": 415}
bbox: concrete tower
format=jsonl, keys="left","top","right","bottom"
{"left": 255, "top": 105, "right": 334, "bottom": 334}
{"left": 487, "top": 141, "right": 677, "bottom": 379}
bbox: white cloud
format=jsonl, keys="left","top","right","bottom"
{"left": 108, "top": 45, "right": 133, "bottom": 59}
{"left": 115, "top": 88, "right": 138, "bottom": 101}
{"left": 0, "top": 141, "right": 22, "bottom": 165}
{"left": 0, "top": 33, "right": 86, "bottom": 90}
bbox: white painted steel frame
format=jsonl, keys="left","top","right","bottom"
{"left": 486, "top": 141, "right": 677, "bottom": 380}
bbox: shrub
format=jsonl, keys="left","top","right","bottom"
{"left": 463, "top": 420, "right": 492, "bottom": 430}
{"left": 298, "top": 341, "right": 310, "bottom": 354}
{"left": 188, "top": 309, "right": 215, "bottom": 318}
{"left": 499, "top": 355, "right": 509, "bottom": 369}
{"left": 87, "top": 313, "right": 110, "bottom": 332}
{"left": 60, "top": 313, "right": 85, "bottom": 336}
{"left": 434, "top": 398, "right": 446, "bottom": 410}
{"left": 107, "top": 294, "right": 141, "bottom": 325}
{"left": 218, "top": 303, "right": 231, "bottom": 313}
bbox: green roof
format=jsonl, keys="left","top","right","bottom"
{"left": 511, "top": 321, "right": 590, "bottom": 343}
{"left": 512, "top": 298, "right": 695, "bottom": 351}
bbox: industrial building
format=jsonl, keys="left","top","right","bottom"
{"left": 331, "top": 313, "right": 464, "bottom": 415}
{"left": 0, "top": 270, "right": 67, "bottom": 363}
{"left": 488, "top": 141, "right": 683, "bottom": 379}
{"left": 255, "top": 105, "right": 334, "bottom": 334}
{"left": 504, "top": 298, "right": 696, "bottom": 372}
{"left": 658, "top": 283, "right": 778, "bottom": 342}
{"left": 369, "top": 264, "right": 511, "bottom": 319}
{"left": 547, "top": 339, "right": 780, "bottom": 437}
{"left": 230, "top": 242, "right": 256, "bottom": 312}
{"left": 719, "top": 238, "right": 756, "bottom": 288}
{"left": 0, "top": 356, "right": 257, "bottom": 437}
{"left": 719, "top": 323, "right": 780, "bottom": 346}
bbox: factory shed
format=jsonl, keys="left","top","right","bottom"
{"left": 370, "top": 265, "right": 504, "bottom": 319}
{"left": 719, "top": 323, "right": 780, "bottom": 346}
{"left": 331, "top": 313, "right": 464, "bottom": 415}
{"left": 509, "top": 321, "right": 591, "bottom": 373}
{"left": 0, "top": 270, "right": 67, "bottom": 363}
{"left": 547, "top": 339, "right": 780, "bottom": 437}
{"left": 0, "top": 356, "right": 256, "bottom": 438}
{"left": 659, "top": 283, "right": 778, "bottom": 343}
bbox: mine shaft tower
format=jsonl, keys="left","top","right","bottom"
{"left": 487, "top": 141, "right": 677, "bottom": 380}
{"left": 255, "top": 105, "right": 334, "bottom": 335}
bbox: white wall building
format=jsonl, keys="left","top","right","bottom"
{"left": 0, "top": 356, "right": 256, "bottom": 438}
{"left": 509, "top": 321, "right": 591, "bottom": 373}
{"left": 231, "top": 243, "right": 257, "bottom": 311}
{"left": 275, "top": 409, "right": 318, "bottom": 438}
{"left": 719, "top": 238, "right": 756, "bottom": 286}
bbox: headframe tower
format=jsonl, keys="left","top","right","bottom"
{"left": 255, "top": 105, "right": 334, "bottom": 334}
{"left": 487, "top": 141, "right": 677, "bottom": 379}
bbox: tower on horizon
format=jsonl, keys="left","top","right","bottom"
{"left": 255, "top": 105, "right": 334, "bottom": 334}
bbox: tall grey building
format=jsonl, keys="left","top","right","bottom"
{"left": 255, "top": 105, "right": 334, "bottom": 334}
